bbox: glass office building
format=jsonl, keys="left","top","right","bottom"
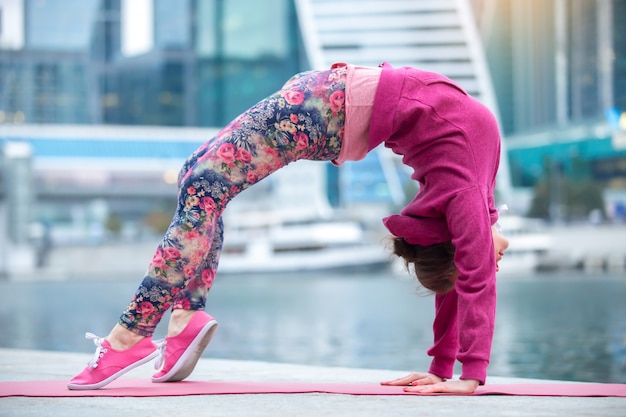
{"left": 2, "top": 1, "right": 624, "bottom": 135}
{"left": 0, "top": 0, "right": 311, "bottom": 247}
{"left": 479, "top": 0, "right": 626, "bottom": 194}
{"left": 481, "top": 0, "right": 625, "bottom": 135}
{"left": 1, "top": 0, "right": 626, "bottom": 222}
{"left": 2, "top": 1, "right": 624, "bottom": 130}
{"left": 0, "top": 0, "right": 305, "bottom": 127}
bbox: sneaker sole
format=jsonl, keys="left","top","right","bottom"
{"left": 152, "top": 319, "right": 218, "bottom": 383}
{"left": 67, "top": 349, "right": 159, "bottom": 390}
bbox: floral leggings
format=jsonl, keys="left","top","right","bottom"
{"left": 119, "top": 66, "right": 347, "bottom": 336}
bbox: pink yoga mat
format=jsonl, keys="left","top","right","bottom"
{"left": 1, "top": 379, "right": 625, "bottom": 398}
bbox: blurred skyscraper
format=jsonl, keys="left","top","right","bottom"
{"left": 0, "top": 0, "right": 304, "bottom": 127}
{"left": 480, "top": 0, "right": 624, "bottom": 135}
{"left": 0, "top": 0, "right": 625, "bottom": 229}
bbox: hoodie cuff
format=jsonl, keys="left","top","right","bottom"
{"left": 460, "top": 359, "right": 489, "bottom": 385}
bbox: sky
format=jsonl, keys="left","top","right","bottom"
{"left": 0, "top": 0, "right": 153, "bottom": 55}
{"left": 121, "top": 0, "right": 154, "bottom": 56}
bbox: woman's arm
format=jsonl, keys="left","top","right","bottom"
{"left": 426, "top": 289, "right": 459, "bottom": 379}
{"left": 444, "top": 188, "right": 497, "bottom": 384}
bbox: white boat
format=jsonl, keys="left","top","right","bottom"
{"left": 217, "top": 161, "right": 391, "bottom": 274}
{"left": 218, "top": 213, "right": 390, "bottom": 274}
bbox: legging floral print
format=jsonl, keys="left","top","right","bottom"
{"left": 120, "top": 66, "right": 347, "bottom": 336}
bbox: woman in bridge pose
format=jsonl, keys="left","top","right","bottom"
{"left": 68, "top": 62, "right": 509, "bottom": 394}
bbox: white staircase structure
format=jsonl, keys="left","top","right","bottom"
{"left": 295, "top": 0, "right": 513, "bottom": 203}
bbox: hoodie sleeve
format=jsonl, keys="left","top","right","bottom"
{"left": 427, "top": 289, "right": 459, "bottom": 379}
{"left": 439, "top": 186, "right": 497, "bottom": 384}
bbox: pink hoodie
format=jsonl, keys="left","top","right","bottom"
{"left": 370, "top": 63, "right": 501, "bottom": 384}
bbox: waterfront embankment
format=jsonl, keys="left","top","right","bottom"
{"left": 4, "top": 223, "right": 626, "bottom": 281}
{"left": 536, "top": 223, "right": 626, "bottom": 273}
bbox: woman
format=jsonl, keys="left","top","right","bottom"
{"left": 68, "top": 62, "right": 508, "bottom": 394}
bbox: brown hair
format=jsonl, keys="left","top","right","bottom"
{"left": 389, "top": 237, "right": 457, "bottom": 295}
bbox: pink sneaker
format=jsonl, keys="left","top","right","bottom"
{"left": 152, "top": 311, "right": 218, "bottom": 383}
{"left": 67, "top": 332, "right": 158, "bottom": 390}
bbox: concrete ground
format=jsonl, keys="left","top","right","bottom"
{"left": 0, "top": 348, "right": 624, "bottom": 417}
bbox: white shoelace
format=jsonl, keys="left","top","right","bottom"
{"left": 153, "top": 339, "right": 167, "bottom": 370}
{"left": 85, "top": 332, "right": 107, "bottom": 369}
{"left": 84, "top": 333, "right": 165, "bottom": 370}
{"left": 495, "top": 204, "right": 509, "bottom": 234}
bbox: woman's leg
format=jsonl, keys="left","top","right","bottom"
{"left": 70, "top": 66, "right": 347, "bottom": 389}
{"left": 115, "top": 65, "right": 347, "bottom": 339}
{"left": 165, "top": 216, "right": 223, "bottom": 337}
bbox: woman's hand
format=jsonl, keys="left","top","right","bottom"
{"left": 381, "top": 372, "right": 479, "bottom": 394}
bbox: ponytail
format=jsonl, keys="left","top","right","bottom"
{"left": 390, "top": 237, "right": 456, "bottom": 295}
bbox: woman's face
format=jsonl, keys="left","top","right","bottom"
{"left": 448, "top": 225, "right": 510, "bottom": 287}
{"left": 491, "top": 225, "right": 510, "bottom": 272}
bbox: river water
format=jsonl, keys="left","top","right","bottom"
{"left": 1, "top": 270, "right": 624, "bottom": 383}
